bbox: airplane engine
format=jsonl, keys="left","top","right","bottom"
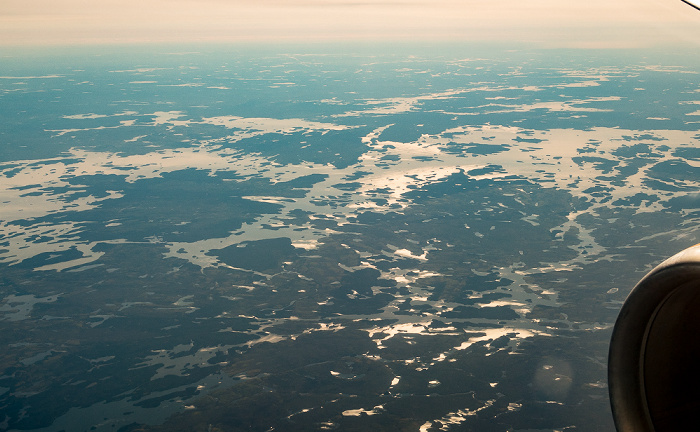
{"left": 609, "top": 244, "right": 700, "bottom": 431}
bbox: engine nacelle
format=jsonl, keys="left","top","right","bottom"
{"left": 609, "top": 244, "right": 700, "bottom": 431}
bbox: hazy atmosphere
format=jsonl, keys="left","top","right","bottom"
{"left": 2, "top": 0, "right": 700, "bottom": 47}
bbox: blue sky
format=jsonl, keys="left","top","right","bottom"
{"left": 1, "top": 0, "right": 700, "bottom": 47}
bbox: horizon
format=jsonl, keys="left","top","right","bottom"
{"left": 2, "top": 0, "right": 700, "bottom": 49}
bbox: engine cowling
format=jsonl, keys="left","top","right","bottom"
{"left": 609, "top": 244, "right": 700, "bottom": 431}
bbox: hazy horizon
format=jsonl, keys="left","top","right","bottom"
{"left": 2, "top": 0, "right": 700, "bottom": 49}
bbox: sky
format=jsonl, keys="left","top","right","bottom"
{"left": 1, "top": 0, "right": 700, "bottom": 48}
